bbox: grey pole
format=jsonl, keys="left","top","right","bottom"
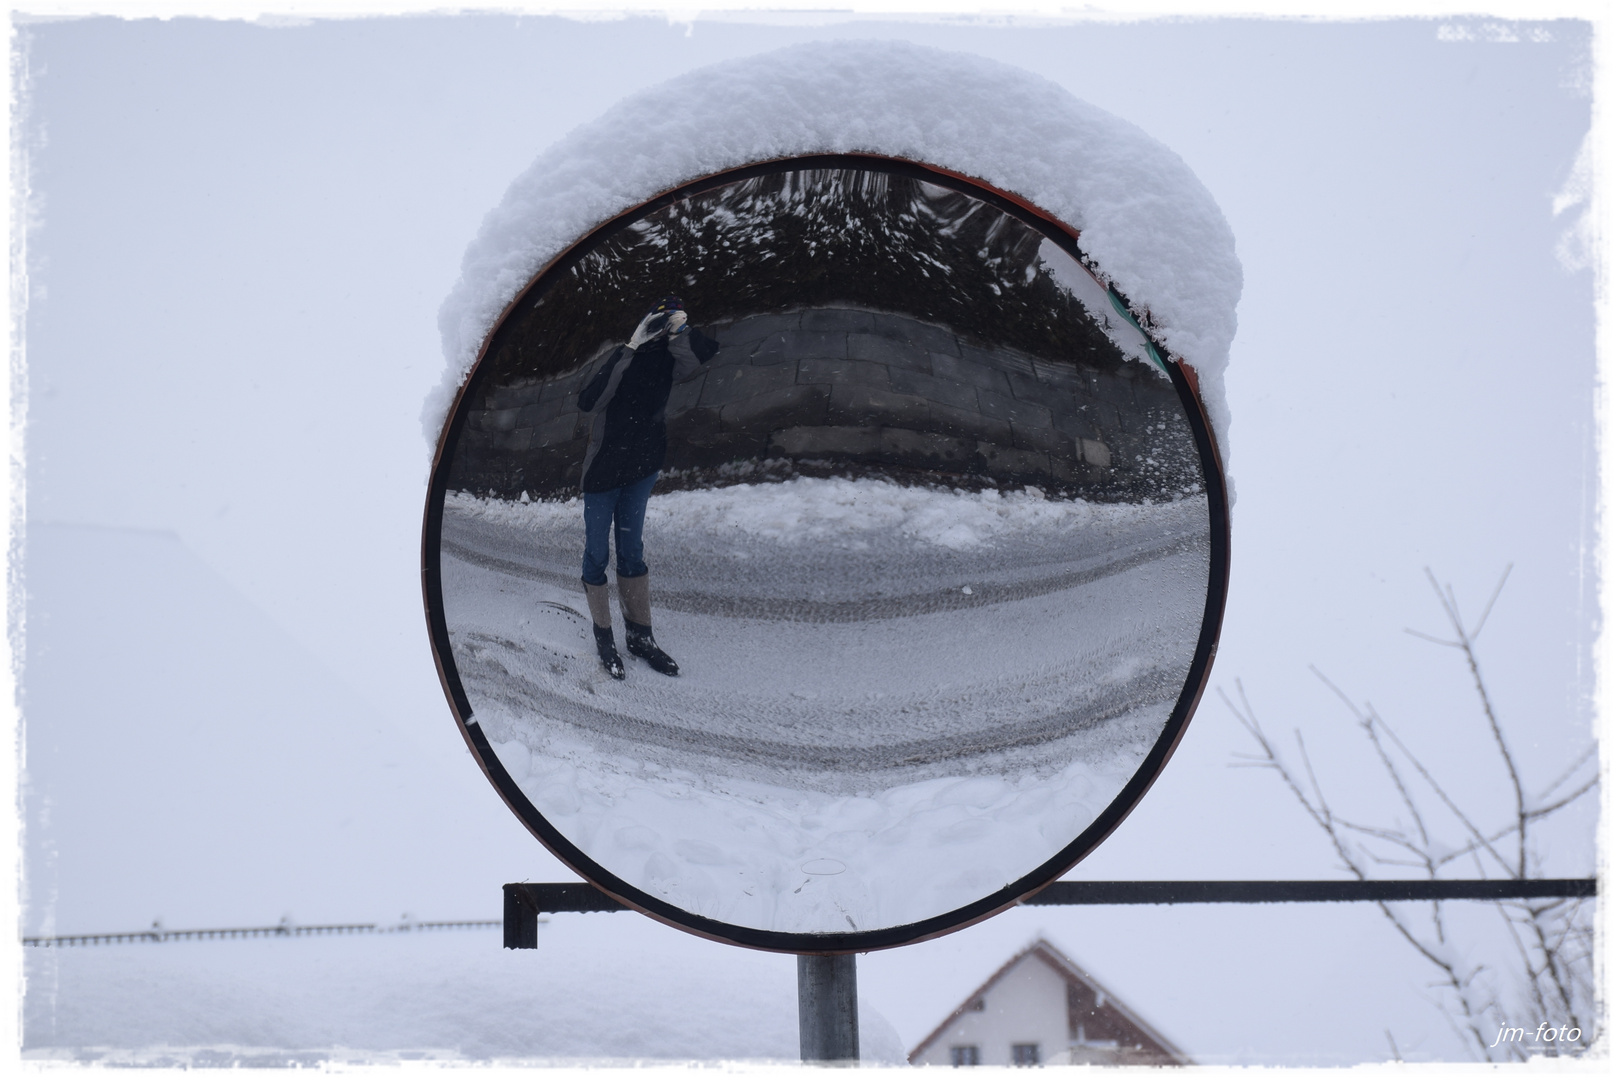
{"left": 798, "top": 953, "right": 860, "bottom": 1063}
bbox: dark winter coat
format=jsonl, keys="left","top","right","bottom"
{"left": 577, "top": 328, "right": 719, "bottom": 493}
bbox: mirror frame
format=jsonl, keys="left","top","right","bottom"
{"left": 422, "top": 153, "right": 1232, "bottom": 954}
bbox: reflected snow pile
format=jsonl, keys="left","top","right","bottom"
{"left": 650, "top": 477, "right": 1162, "bottom": 551}
{"left": 440, "top": 478, "right": 1209, "bottom": 933}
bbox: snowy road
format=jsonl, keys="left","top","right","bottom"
{"left": 437, "top": 478, "right": 1212, "bottom": 932}
{"left": 442, "top": 479, "right": 1208, "bottom": 783}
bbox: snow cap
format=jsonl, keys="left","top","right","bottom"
{"left": 428, "top": 39, "right": 1241, "bottom": 458}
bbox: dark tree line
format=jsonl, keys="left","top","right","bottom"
{"left": 487, "top": 168, "right": 1130, "bottom": 382}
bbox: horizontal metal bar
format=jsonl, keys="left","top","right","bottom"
{"left": 1022, "top": 879, "right": 1598, "bottom": 905}
{"left": 507, "top": 882, "right": 629, "bottom": 913}
{"left": 497, "top": 878, "right": 1598, "bottom": 937}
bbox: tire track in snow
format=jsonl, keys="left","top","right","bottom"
{"left": 439, "top": 517, "right": 1208, "bottom": 623}
{"left": 454, "top": 628, "right": 1177, "bottom": 775}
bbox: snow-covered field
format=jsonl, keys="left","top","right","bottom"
{"left": 440, "top": 478, "right": 1211, "bottom": 934}
{"left": 22, "top": 918, "right": 907, "bottom": 1066}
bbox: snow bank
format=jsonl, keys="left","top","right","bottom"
{"left": 455, "top": 476, "right": 1179, "bottom": 553}
{"left": 428, "top": 39, "right": 1240, "bottom": 458}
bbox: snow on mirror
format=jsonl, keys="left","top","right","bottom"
{"left": 427, "top": 160, "right": 1224, "bottom": 948}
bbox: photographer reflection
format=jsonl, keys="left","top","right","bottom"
{"left": 577, "top": 296, "right": 720, "bottom": 679}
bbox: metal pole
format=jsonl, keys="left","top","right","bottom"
{"left": 798, "top": 953, "right": 859, "bottom": 1064}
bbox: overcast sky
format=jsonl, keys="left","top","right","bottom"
{"left": 11, "top": 7, "right": 1605, "bottom": 1066}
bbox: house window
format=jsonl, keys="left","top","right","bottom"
{"left": 949, "top": 1045, "right": 981, "bottom": 1067}
{"left": 1012, "top": 1043, "right": 1041, "bottom": 1066}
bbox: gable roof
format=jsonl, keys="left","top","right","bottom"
{"left": 908, "top": 936, "right": 1190, "bottom": 1064}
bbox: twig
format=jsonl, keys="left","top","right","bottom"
{"left": 1469, "top": 564, "right": 1513, "bottom": 639}
{"left": 1535, "top": 744, "right": 1598, "bottom": 804}
{"left": 1372, "top": 719, "right": 1514, "bottom": 877}
{"left": 1226, "top": 567, "right": 1594, "bottom": 1060}
{"left": 1313, "top": 668, "right": 1432, "bottom": 852}
{"left": 1422, "top": 568, "right": 1528, "bottom": 878}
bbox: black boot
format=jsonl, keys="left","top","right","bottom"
{"left": 624, "top": 619, "right": 679, "bottom": 676}
{"left": 593, "top": 624, "right": 625, "bottom": 680}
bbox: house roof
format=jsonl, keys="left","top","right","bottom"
{"left": 908, "top": 936, "right": 1190, "bottom": 1064}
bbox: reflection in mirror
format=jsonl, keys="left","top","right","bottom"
{"left": 435, "top": 165, "right": 1213, "bottom": 937}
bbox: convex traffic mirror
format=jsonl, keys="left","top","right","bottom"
{"left": 425, "top": 156, "right": 1229, "bottom": 951}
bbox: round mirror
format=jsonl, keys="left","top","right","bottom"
{"left": 424, "top": 156, "right": 1229, "bottom": 951}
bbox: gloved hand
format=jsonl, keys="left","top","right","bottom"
{"left": 666, "top": 310, "right": 689, "bottom": 336}
{"left": 628, "top": 311, "right": 671, "bottom": 350}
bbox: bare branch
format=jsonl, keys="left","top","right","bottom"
{"left": 1312, "top": 668, "right": 1435, "bottom": 851}
{"left": 1364, "top": 708, "right": 1434, "bottom": 856}
{"left": 1223, "top": 685, "right": 1334, "bottom": 840}
{"left": 1372, "top": 716, "right": 1515, "bottom": 876}
{"left": 1375, "top": 900, "right": 1494, "bottom": 1059}
{"left": 1430, "top": 780, "right": 1598, "bottom": 868}
{"left": 1404, "top": 628, "right": 1459, "bottom": 647}
{"left": 1335, "top": 819, "right": 1423, "bottom": 848}
{"left": 1526, "top": 902, "right": 1585, "bottom": 1035}
{"left": 1498, "top": 904, "right": 1551, "bottom": 1026}
{"left": 1421, "top": 568, "right": 1529, "bottom": 877}
{"left": 1365, "top": 854, "right": 1436, "bottom": 870}
{"left": 1525, "top": 775, "right": 1599, "bottom": 820}
{"left": 1469, "top": 564, "right": 1513, "bottom": 639}
{"left": 1228, "top": 568, "right": 1596, "bottom": 1056}
{"left": 1536, "top": 743, "right": 1598, "bottom": 803}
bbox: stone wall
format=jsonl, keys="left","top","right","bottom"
{"left": 448, "top": 307, "right": 1196, "bottom": 499}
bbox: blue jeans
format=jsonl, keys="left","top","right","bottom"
{"left": 581, "top": 471, "right": 658, "bottom": 587}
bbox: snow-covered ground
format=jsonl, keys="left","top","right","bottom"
{"left": 440, "top": 479, "right": 1212, "bottom": 934}
{"left": 22, "top": 918, "right": 906, "bottom": 1066}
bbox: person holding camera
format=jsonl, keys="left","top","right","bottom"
{"left": 576, "top": 296, "right": 719, "bottom": 679}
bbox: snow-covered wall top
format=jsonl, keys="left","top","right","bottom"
{"left": 429, "top": 39, "right": 1241, "bottom": 459}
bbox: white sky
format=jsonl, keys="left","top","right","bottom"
{"left": 6, "top": 1, "right": 1610, "bottom": 1068}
